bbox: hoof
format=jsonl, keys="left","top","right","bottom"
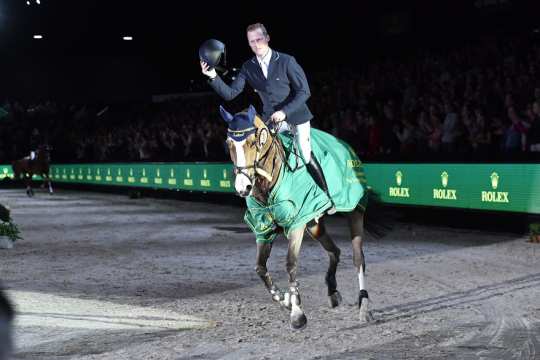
{"left": 328, "top": 291, "right": 342, "bottom": 308}
{"left": 359, "top": 297, "right": 374, "bottom": 323}
{"left": 290, "top": 312, "right": 307, "bottom": 330}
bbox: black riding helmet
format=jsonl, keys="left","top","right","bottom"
{"left": 198, "top": 39, "right": 226, "bottom": 70}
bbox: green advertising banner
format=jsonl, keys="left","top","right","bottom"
{"left": 1, "top": 162, "right": 539, "bottom": 214}
{"left": 47, "top": 163, "right": 234, "bottom": 193}
{"left": 365, "top": 163, "right": 540, "bottom": 214}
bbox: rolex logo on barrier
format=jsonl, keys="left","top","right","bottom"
{"left": 106, "top": 168, "right": 112, "bottom": 182}
{"left": 140, "top": 168, "right": 148, "bottom": 184}
{"left": 116, "top": 168, "right": 123, "bottom": 183}
{"left": 433, "top": 171, "right": 457, "bottom": 200}
{"left": 200, "top": 169, "right": 211, "bottom": 187}
{"left": 184, "top": 168, "right": 193, "bottom": 186}
{"left": 220, "top": 168, "right": 231, "bottom": 188}
{"left": 389, "top": 170, "right": 410, "bottom": 198}
{"left": 481, "top": 172, "right": 509, "bottom": 203}
{"left": 154, "top": 168, "right": 162, "bottom": 185}
{"left": 168, "top": 168, "right": 177, "bottom": 185}
{"left": 128, "top": 168, "right": 135, "bottom": 183}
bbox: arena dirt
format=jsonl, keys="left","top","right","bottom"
{"left": 1, "top": 188, "right": 539, "bottom": 359}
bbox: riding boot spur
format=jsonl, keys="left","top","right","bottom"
{"left": 306, "top": 153, "right": 337, "bottom": 215}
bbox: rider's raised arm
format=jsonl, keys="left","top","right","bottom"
{"left": 207, "top": 64, "right": 248, "bottom": 101}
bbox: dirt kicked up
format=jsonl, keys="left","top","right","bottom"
{"left": 0, "top": 188, "right": 539, "bottom": 359}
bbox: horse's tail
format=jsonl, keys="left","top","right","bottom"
{"left": 362, "top": 188, "right": 393, "bottom": 239}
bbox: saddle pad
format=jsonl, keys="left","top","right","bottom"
{"left": 244, "top": 128, "right": 366, "bottom": 243}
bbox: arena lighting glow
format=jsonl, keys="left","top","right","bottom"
{"left": 122, "top": 36, "right": 133, "bottom": 41}
{"left": 33, "top": 34, "right": 43, "bottom": 39}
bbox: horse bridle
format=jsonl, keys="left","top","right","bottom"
{"left": 230, "top": 125, "right": 281, "bottom": 186}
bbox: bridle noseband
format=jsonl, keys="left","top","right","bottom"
{"left": 230, "top": 125, "right": 280, "bottom": 186}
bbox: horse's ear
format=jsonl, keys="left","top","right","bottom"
{"left": 247, "top": 105, "right": 256, "bottom": 124}
{"left": 219, "top": 105, "right": 234, "bottom": 123}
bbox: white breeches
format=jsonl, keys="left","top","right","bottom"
{"left": 276, "top": 121, "right": 312, "bottom": 162}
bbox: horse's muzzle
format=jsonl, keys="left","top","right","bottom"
{"left": 237, "top": 185, "right": 252, "bottom": 198}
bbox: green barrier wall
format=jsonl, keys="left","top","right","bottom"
{"left": 1, "top": 163, "right": 539, "bottom": 214}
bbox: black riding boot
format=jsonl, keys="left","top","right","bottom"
{"left": 306, "top": 153, "right": 336, "bottom": 215}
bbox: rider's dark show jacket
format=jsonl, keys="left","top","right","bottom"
{"left": 209, "top": 51, "right": 313, "bottom": 125}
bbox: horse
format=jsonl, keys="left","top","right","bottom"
{"left": 11, "top": 144, "right": 54, "bottom": 197}
{"left": 219, "top": 104, "right": 380, "bottom": 330}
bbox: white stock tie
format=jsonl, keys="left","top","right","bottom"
{"left": 260, "top": 61, "right": 268, "bottom": 79}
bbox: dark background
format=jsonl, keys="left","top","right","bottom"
{"left": 0, "top": 0, "right": 535, "bottom": 102}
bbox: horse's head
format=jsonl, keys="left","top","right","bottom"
{"left": 220, "top": 105, "right": 274, "bottom": 197}
{"left": 37, "top": 144, "right": 52, "bottom": 162}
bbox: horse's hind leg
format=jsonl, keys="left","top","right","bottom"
{"left": 43, "top": 174, "right": 53, "bottom": 194}
{"left": 306, "top": 218, "right": 342, "bottom": 308}
{"left": 255, "top": 242, "right": 283, "bottom": 304}
{"left": 347, "top": 209, "right": 373, "bottom": 322}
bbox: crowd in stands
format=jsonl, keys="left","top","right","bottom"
{"left": 2, "top": 34, "right": 540, "bottom": 164}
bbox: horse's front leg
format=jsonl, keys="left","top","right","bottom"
{"left": 285, "top": 226, "right": 307, "bottom": 330}
{"left": 347, "top": 209, "right": 374, "bottom": 323}
{"left": 306, "top": 218, "right": 342, "bottom": 308}
{"left": 255, "top": 242, "right": 284, "bottom": 304}
{"left": 43, "top": 173, "right": 53, "bottom": 194}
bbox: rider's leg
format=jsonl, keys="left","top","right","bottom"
{"left": 295, "top": 121, "right": 336, "bottom": 214}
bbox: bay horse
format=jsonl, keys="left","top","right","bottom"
{"left": 11, "top": 145, "right": 54, "bottom": 197}
{"left": 220, "top": 105, "right": 378, "bottom": 330}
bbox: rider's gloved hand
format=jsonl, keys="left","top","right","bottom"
{"left": 200, "top": 61, "right": 217, "bottom": 80}
{"left": 270, "top": 110, "right": 286, "bottom": 123}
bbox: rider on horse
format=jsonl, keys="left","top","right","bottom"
{"left": 200, "top": 23, "right": 336, "bottom": 214}
{"left": 29, "top": 127, "right": 43, "bottom": 163}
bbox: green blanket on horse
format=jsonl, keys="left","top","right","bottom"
{"left": 244, "top": 128, "right": 367, "bottom": 243}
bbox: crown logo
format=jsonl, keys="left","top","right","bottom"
{"left": 395, "top": 171, "right": 403, "bottom": 186}
{"left": 441, "top": 171, "right": 449, "bottom": 188}
{"left": 490, "top": 172, "right": 499, "bottom": 190}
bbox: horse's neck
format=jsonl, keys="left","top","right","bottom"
{"left": 252, "top": 139, "right": 283, "bottom": 204}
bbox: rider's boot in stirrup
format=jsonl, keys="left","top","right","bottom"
{"left": 306, "top": 153, "right": 336, "bottom": 215}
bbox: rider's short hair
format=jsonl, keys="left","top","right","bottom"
{"left": 246, "top": 23, "right": 268, "bottom": 37}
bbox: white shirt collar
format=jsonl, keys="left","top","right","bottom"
{"left": 257, "top": 48, "right": 272, "bottom": 66}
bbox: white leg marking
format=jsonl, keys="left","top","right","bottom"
{"left": 358, "top": 265, "right": 366, "bottom": 291}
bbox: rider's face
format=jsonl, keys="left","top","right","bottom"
{"left": 247, "top": 29, "right": 269, "bottom": 58}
